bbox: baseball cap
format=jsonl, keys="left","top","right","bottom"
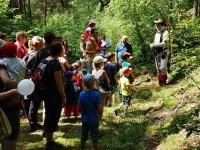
{"left": 93, "top": 55, "right": 107, "bottom": 64}
{"left": 2, "top": 42, "right": 17, "bottom": 57}
{"left": 88, "top": 19, "right": 96, "bottom": 26}
{"left": 83, "top": 74, "right": 96, "bottom": 87}
{"left": 121, "top": 67, "right": 131, "bottom": 75}
{"left": 64, "top": 71, "right": 76, "bottom": 78}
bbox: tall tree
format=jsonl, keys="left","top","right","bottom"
{"left": 44, "top": 0, "right": 47, "bottom": 25}
{"left": 27, "top": 0, "right": 32, "bottom": 19}
{"left": 193, "top": 0, "right": 200, "bottom": 17}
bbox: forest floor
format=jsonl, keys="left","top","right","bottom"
{"left": 16, "top": 67, "right": 200, "bottom": 150}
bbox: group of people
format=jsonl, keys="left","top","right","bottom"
{"left": 0, "top": 18, "right": 169, "bottom": 150}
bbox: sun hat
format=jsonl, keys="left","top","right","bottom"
{"left": 82, "top": 74, "right": 96, "bottom": 87}
{"left": 2, "top": 42, "right": 17, "bottom": 57}
{"left": 93, "top": 55, "right": 107, "bottom": 64}
{"left": 122, "top": 52, "right": 133, "bottom": 60}
{"left": 154, "top": 18, "right": 166, "bottom": 25}
{"left": 88, "top": 19, "right": 96, "bottom": 26}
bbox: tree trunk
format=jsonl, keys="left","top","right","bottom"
{"left": 27, "top": 0, "right": 32, "bottom": 19}
{"left": 60, "top": 0, "right": 64, "bottom": 10}
{"left": 193, "top": 0, "right": 200, "bottom": 18}
{"left": 44, "top": 0, "right": 47, "bottom": 25}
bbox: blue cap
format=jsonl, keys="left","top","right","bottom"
{"left": 83, "top": 74, "right": 95, "bottom": 87}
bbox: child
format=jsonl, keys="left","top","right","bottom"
{"left": 72, "top": 61, "right": 84, "bottom": 91}
{"left": 63, "top": 71, "right": 80, "bottom": 119}
{"left": 121, "top": 52, "right": 135, "bottom": 83}
{"left": 80, "top": 59, "right": 88, "bottom": 76}
{"left": 92, "top": 56, "right": 110, "bottom": 106}
{"left": 104, "top": 52, "right": 118, "bottom": 106}
{"left": 115, "top": 67, "right": 132, "bottom": 117}
{"left": 78, "top": 74, "right": 103, "bottom": 150}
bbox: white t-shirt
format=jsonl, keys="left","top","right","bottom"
{"left": 154, "top": 30, "right": 169, "bottom": 44}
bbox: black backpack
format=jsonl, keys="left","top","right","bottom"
{"left": 31, "top": 60, "right": 49, "bottom": 94}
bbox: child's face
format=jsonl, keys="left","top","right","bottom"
{"left": 110, "top": 56, "right": 115, "bottom": 63}
{"left": 71, "top": 75, "right": 76, "bottom": 81}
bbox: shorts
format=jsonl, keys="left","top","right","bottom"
{"left": 2, "top": 108, "right": 20, "bottom": 141}
{"left": 81, "top": 122, "right": 100, "bottom": 144}
{"left": 109, "top": 85, "right": 117, "bottom": 94}
{"left": 122, "top": 95, "right": 132, "bottom": 106}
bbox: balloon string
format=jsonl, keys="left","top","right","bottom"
{"left": 24, "top": 95, "right": 28, "bottom": 100}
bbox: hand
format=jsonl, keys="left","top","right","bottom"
{"left": 10, "top": 89, "right": 19, "bottom": 97}
{"left": 150, "top": 43, "right": 154, "bottom": 48}
{"left": 62, "top": 98, "right": 67, "bottom": 107}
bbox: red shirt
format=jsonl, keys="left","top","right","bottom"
{"left": 16, "top": 44, "right": 28, "bottom": 59}
{"left": 75, "top": 72, "right": 83, "bottom": 90}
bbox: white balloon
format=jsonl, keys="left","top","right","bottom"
{"left": 17, "top": 79, "right": 35, "bottom": 96}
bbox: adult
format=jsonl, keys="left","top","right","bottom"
{"left": 0, "top": 33, "right": 9, "bottom": 42}
{"left": 115, "top": 35, "right": 131, "bottom": 65}
{"left": 25, "top": 36, "right": 45, "bottom": 131}
{"left": 15, "top": 31, "right": 28, "bottom": 59}
{"left": 42, "top": 43, "right": 66, "bottom": 148}
{"left": 124, "top": 37, "right": 133, "bottom": 55}
{"left": 101, "top": 33, "right": 111, "bottom": 55}
{"left": 28, "top": 32, "right": 57, "bottom": 74}
{"left": 0, "top": 64, "right": 20, "bottom": 150}
{"left": 85, "top": 29, "right": 99, "bottom": 73}
{"left": 24, "top": 36, "right": 44, "bottom": 65}
{"left": 150, "top": 18, "right": 169, "bottom": 85}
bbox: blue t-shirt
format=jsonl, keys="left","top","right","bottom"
{"left": 115, "top": 43, "right": 127, "bottom": 62}
{"left": 78, "top": 89, "right": 102, "bottom": 123}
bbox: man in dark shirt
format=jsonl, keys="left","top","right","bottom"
{"left": 26, "top": 32, "right": 57, "bottom": 131}
{"left": 125, "top": 42, "right": 133, "bottom": 55}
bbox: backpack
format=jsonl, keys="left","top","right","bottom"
{"left": 31, "top": 60, "right": 49, "bottom": 94}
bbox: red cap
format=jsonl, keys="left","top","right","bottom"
{"left": 2, "top": 42, "right": 17, "bottom": 57}
{"left": 121, "top": 67, "right": 131, "bottom": 75}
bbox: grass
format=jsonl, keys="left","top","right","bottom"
{"left": 16, "top": 68, "right": 200, "bottom": 150}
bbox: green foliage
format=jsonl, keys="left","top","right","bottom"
{"left": 170, "top": 19, "right": 200, "bottom": 81}
{"left": 169, "top": 106, "right": 200, "bottom": 137}
{"left": 163, "top": 98, "right": 177, "bottom": 109}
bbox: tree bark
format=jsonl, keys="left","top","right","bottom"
{"left": 27, "top": 0, "right": 32, "bottom": 19}
{"left": 60, "top": 0, "right": 64, "bottom": 10}
{"left": 193, "top": 0, "right": 200, "bottom": 18}
{"left": 44, "top": 0, "right": 47, "bottom": 25}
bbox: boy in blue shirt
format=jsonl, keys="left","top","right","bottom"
{"left": 78, "top": 74, "right": 103, "bottom": 150}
